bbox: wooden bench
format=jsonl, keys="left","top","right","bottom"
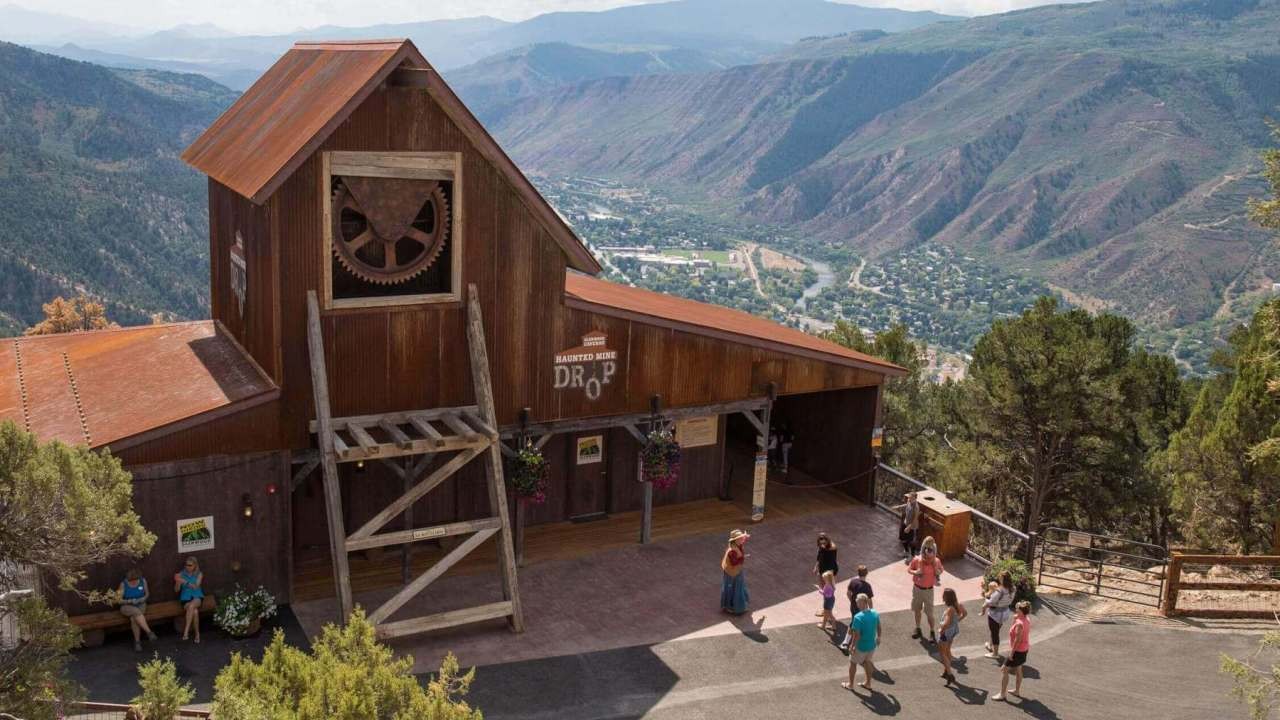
{"left": 69, "top": 595, "right": 217, "bottom": 647}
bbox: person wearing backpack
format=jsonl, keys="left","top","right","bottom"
{"left": 981, "top": 570, "right": 1015, "bottom": 660}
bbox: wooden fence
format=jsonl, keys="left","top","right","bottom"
{"left": 58, "top": 702, "right": 211, "bottom": 719}
{"left": 1161, "top": 552, "right": 1280, "bottom": 619}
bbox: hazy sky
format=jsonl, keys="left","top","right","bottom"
{"left": 22, "top": 0, "right": 1093, "bottom": 34}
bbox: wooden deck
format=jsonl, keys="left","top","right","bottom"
{"left": 292, "top": 464, "right": 860, "bottom": 603}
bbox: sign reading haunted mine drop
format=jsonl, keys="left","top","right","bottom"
{"left": 176, "top": 516, "right": 215, "bottom": 554}
{"left": 554, "top": 331, "right": 618, "bottom": 401}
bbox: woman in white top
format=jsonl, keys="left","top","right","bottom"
{"left": 981, "top": 570, "right": 1015, "bottom": 659}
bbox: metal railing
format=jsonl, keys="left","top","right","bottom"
{"left": 873, "top": 463, "right": 1031, "bottom": 567}
{"left": 47, "top": 702, "right": 210, "bottom": 719}
{"left": 1036, "top": 527, "right": 1167, "bottom": 608}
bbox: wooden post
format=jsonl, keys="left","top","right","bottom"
{"left": 401, "top": 456, "right": 412, "bottom": 585}
{"left": 465, "top": 284, "right": 524, "bottom": 632}
{"left": 751, "top": 383, "right": 775, "bottom": 523}
{"left": 1160, "top": 552, "right": 1183, "bottom": 618}
{"left": 306, "top": 291, "right": 353, "bottom": 623}
{"left": 1273, "top": 512, "right": 1280, "bottom": 555}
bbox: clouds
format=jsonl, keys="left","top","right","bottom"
{"left": 17, "top": 0, "right": 1095, "bottom": 34}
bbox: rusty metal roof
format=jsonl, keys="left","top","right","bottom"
{"left": 181, "top": 38, "right": 601, "bottom": 273}
{"left": 182, "top": 40, "right": 406, "bottom": 204}
{"left": 0, "top": 321, "right": 278, "bottom": 451}
{"left": 564, "top": 273, "right": 906, "bottom": 376}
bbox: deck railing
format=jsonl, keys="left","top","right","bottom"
{"left": 873, "top": 463, "right": 1031, "bottom": 567}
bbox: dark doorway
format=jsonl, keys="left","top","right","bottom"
{"left": 567, "top": 432, "right": 608, "bottom": 520}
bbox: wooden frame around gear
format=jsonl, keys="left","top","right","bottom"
{"left": 320, "top": 150, "right": 465, "bottom": 310}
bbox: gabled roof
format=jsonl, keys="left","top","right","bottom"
{"left": 0, "top": 322, "right": 278, "bottom": 451}
{"left": 181, "top": 39, "right": 600, "bottom": 274}
{"left": 564, "top": 273, "right": 906, "bottom": 376}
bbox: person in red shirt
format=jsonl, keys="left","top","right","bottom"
{"left": 993, "top": 601, "right": 1033, "bottom": 701}
{"left": 907, "top": 536, "right": 944, "bottom": 643}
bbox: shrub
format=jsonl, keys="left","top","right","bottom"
{"left": 212, "top": 609, "right": 481, "bottom": 720}
{"left": 983, "top": 558, "right": 1038, "bottom": 604}
{"left": 133, "top": 656, "right": 194, "bottom": 719}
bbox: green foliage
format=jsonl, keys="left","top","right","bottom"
{"left": 212, "top": 609, "right": 482, "bottom": 720}
{"left": 1155, "top": 299, "right": 1280, "bottom": 553}
{"left": 0, "top": 421, "right": 155, "bottom": 593}
{"left": 1221, "top": 630, "right": 1280, "bottom": 720}
{"left": 982, "top": 559, "right": 1038, "bottom": 604}
{"left": 133, "top": 656, "right": 194, "bottom": 720}
{"left": 0, "top": 421, "right": 154, "bottom": 715}
{"left": 0, "top": 596, "right": 82, "bottom": 719}
{"left": 1252, "top": 121, "right": 1280, "bottom": 232}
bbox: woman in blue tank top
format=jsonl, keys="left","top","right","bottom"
{"left": 173, "top": 556, "right": 205, "bottom": 643}
{"left": 118, "top": 568, "right": 156, "bottom": 651}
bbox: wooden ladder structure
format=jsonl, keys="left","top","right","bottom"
{"left": 305, "top": 285, "right": 523, "bottom": 639}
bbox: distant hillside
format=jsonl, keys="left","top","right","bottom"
{"left": 447, "top": 43, "right": 733, "bottom": 121}
{"left": 17, "top": 0, "right": 957, "bottom": 89}
{"left": 0, "top": 42, "right": 235, "bottom": 334}
{"left": 487, "top": 0, "right": 1280, "bottom": 353}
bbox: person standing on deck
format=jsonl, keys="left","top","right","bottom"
{"left": 992, "top": 601, "right": 1033, "bottom": 701}
{"left": 896, "top": 492, "right": 921, "bottom": 560}
{"left": 841, "top": 593, "right": 880, "bottom": 693}
{"left": 908, "top": 536, "right": 944, "bottom": 643}
{"left": 720, "top": 529, "right": 750, "bottom": 614}
{"left": 812, "top": 532, "right": 839, "bottom": 617}
{"left": 840, "top": 565, "right": 875, "bottom": 661}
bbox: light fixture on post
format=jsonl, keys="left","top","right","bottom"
{"left": 241, "top": 493, "right": 254, "bottom": 519}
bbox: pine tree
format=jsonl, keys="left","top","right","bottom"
{"left": 24, "top": 293, "right": 119, "bottom": 335}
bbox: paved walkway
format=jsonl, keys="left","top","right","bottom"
{"left": 464, "top": 605, "right": 1260, "bottom": 719}
{"left": 293, "top": 503, "right": 986, "bottom": 673}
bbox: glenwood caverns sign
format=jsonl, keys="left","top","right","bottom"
{"left": 554, "top": 331, "right": 618, "bottom": 401}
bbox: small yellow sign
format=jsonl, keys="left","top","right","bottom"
{"left": 576, "top": 435, "right": 603, "bottom": 465}
{"left": 675, "top": 416, "right": 718, "bottom": 448}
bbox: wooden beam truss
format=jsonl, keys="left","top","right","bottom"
{"left": 304, "top": 286, "right": 524, "bottom": 639}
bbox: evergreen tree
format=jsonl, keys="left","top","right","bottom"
{"left": 212, "top": 609, "right": 482, "bottom": 720}
{"left": 0, "top": 421, "right": 155, "bottom": 718}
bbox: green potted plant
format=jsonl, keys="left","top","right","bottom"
{"left": 214, "top": 585, "right": 277, "bottom": 638}
{"left": 641, "top": 428, "right": 681, "bottom": 490}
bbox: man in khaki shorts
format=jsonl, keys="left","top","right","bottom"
{"left": 842, "top": 593, "right": 880, "bottom": 692}
{"left": 908, "top": 536, "right": 944, "bottom": 644}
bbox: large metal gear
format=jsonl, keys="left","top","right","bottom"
{"left": 331, "top": 176, "right": 450, "bottom": 285}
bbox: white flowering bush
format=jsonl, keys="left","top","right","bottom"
{"left": 214, "top": 585, "right": 277, "bottom": 636}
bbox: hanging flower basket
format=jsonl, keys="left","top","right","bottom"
{"left": 507, "top": 443, "right": 550, "bottom": 504}
{"left": 213, "top": 585, "right": 277, "bottom": 638}
{"left": 641, "top": 428, "right": 681, "bottom": 490}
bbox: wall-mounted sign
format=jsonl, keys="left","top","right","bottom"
{"left": 1067, "top": 531, "right": 1092, "bottom": 549}
{"left": 177, "top": 515, "right": 215, "bottom": 554}
{"left": 576, "top": 435, "right": 603, "bottom": 465}
{"left": 230, "top": 231, "right": 247, "bottom": 318}
{"left": 675, "top": 416, "right": 718, "bottom": 448}
{"left": 554, "top": 331, "right": 618, "bottom": 401}
{"left": 871, "top": 427, "right": 884, "bottom": 450}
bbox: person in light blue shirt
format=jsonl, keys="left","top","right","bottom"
{"left": 842, "top": 594, "right": 881, "bottom": 693}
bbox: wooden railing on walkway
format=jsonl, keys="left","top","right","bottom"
{"left": 59, "top": 701, "right": 211, "bottom": 718}
{"left": 1161, "top": 552, "right": 1280, "bottom": 619}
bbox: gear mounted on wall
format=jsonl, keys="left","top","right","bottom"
{"left": 331, "top": 175, "right": 450, "bottom": 285}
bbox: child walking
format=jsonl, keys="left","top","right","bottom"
{"left": 816, "top": 570, "right": 837, "bottom": 635}
{"left": 938, "top": 587, "right": 967, "bottom": 685}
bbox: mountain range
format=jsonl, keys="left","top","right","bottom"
{"left": 9, "top": 0, "right": 956, "bottom": 90}
{"left": 483, "top": 0, "right": 1280, "bottom": 353}
{"left": 0, "top": 42, "right": 234, "bottom": 334}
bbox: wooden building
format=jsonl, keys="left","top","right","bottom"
{"left": 0, "top": 39, "right": 902, "bottom": 639}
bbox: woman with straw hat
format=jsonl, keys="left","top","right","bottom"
{"left": 720, "top": 528, "right": 751, "bottom": 614}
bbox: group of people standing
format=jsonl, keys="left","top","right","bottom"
{"left": 717, "top": 517, "right": 1035, "bottom": 702}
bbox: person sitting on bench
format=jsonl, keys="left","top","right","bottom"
{"left": 118, "top": 568, "right": 157, "bottom": 652}
{"left": 173, "top": 556, "right": 205, "bottom": 643}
